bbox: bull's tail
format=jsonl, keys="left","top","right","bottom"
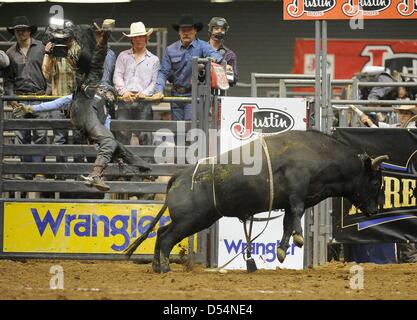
{"left": 124, "top": 174, "right": 179, "bottom": 258}
{"left": 124, "top": 202, "right": 167, "bottom": 258}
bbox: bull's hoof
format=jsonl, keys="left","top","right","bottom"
{"left": 160, "top": 264, "right": 171, "bottom": 273}
{"left": 277, "top": 247, "right": 286, "bottom": 263}
{"left": 293, "top": 234, "right": 304, "bottom": 248}
{"left": 152, "top": 261, "right": 160, "bottom": 273}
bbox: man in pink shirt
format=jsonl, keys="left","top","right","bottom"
{"left": 113, "top": 22, "right": 160, "bottom": 145}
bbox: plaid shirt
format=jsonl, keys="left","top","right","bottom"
{"left": 42, "top": 40, "right": 81, "bottom": 96}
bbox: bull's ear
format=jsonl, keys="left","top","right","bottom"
{"left": 363, "top": 157, "right": 372, "bottom": 171}
{"left": 358, "top": 153, "right": 372, "bottom": 169}
{"left": 358, "top": 153, "right": 370, "bottom": 162}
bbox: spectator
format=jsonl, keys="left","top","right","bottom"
{"left": 152, "top": 14, "right": 222, "bottom": 121}
{"left": 113, "top": 21, "right": 159, "bottom": 146}
{"left": 0, "top": 50, "right": 9, "bottom": 95}
{"left": 4, "top": 16, "right": 48, "bottom": 179}
{"left": 352, "top": 104, "right": 417, "bottom": 128}
{"left": 69, "top": 19, "right": 150, "bottom": 191}
{"left": 207, "top": 17, "right": 237, "bottom": 86}
{"left": 43, "top": 19, "right": 80, "bottom": 164}
{"left": 357, "top": 66, "right": 396, "bottom": 101}
{"left": 0, "top": 50, "right": 9, "bottom": 69}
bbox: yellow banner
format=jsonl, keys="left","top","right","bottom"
{"left": 3, "top": 202, "right": 192, "bottom": 254}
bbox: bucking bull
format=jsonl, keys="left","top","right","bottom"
{"left": 125, "top": 130, "right": 387, "bottom": 273}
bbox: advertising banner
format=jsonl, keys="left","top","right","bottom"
{"left": 217, "top": 97, "right": 307, "bottom": 270}
{"left": 293, "top": 38, "right": 417, "bottom": 80}
{"left": 2, "top": 202, "right": 190, "bottom": 254}
{"left": 283, "top": 0, "right": 417, "bottom": 20}
{"left": 333, "top": 128, "right": 417, "bottom": 242}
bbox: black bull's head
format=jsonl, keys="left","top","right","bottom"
{"left": 351, "top": 155, "right": 389, "bottom": 216}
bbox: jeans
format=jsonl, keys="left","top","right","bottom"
{"left": 14, "top": 101, "right": 47, "bottom": 163}
{"left": 170, "top": 101, "right": 192, "bottom": 121}
{"left": 48, "top": 109, "right": 68, "bottom": 163}
{"left": 116, "top": 102, "right": 153, "bottom": 145}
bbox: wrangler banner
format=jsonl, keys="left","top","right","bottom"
{"left": 283, "top": 0, "right": 417, "bottom": 20}
{"left": 333, "top": 128, "right": 417, "bottom": 242}
{"left": 1, "top": 202, "right": 191, "bottom": 254}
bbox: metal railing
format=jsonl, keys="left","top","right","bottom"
{"left": 0, "top": 26, "right": 168, "bottom": 61}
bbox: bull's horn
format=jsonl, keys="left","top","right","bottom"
{"left": 371, "top": 155, "right": 389, "bottom": 170}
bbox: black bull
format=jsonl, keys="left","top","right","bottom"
{"left": 125, "top": 131, "right": 387, "bottom": 273}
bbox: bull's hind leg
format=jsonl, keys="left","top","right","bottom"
{"left": 157, "top": 215, "right": 219, "bottom": 273}
{"left": 152, "top": 224, "right": 170, "bottom": 273}
{"left": 289, "top": 194, "right": 307, "bottom": 248}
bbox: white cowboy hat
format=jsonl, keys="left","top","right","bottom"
{"left": 123, "top": 22, "right": 153, "bottom": 37}
{"left": 393, "top": 105, "right": 417, "bottom": 115}
{"left": 361, "top": 65, "right": 385, "bottom": 76}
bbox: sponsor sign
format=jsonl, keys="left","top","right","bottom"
{"left": 333, "top": 128, "right": 417, "bottom": 242}
{"left": 293, "top": 38, "right": 417, "bottom": 80}
{"left": 217, "top": 97, "right": 307, "bottom": 270}
{"left": 2, "top": 202, "right": 191, "bottom": 254}
{"left": 284, "top": 0, "right": 417, "bottom": 20}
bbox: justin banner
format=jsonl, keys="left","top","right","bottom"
{"left": 217, "top": 97, "right": 307, "bottom": 270}
{"left": 333, "top": 128, "right": 417, "bottom": 243}
{"left": 293, "top": 38, "right": 417, "bottom": 80}
{"left": 284, "top": 0, "right": 417, "bottom": 20}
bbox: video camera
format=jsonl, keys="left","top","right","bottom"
{"left": 45, "top": 18, "right": 75, "bottom": 58}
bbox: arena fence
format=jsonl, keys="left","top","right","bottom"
{"left": 0, "top": 57, "right": 217, "bottom": 266}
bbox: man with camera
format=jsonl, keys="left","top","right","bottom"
{"left": 4, "top": 16, "right": 48, "bottom": 178}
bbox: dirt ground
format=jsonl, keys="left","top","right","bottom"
{"left": 0, "top": 259, "right": 416, "bottom": 300}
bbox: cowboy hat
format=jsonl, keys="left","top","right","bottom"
{"left": 7, "top": 16, "right": 37, "bottom": 35}
{"left": 172, "top": 14, "right": 203, "bottom": 32}
{"left": 393, "top": 105, "right": 417, "bottom": 115}
{"left": 122, "top": 22, "right": 153, "bottom": 38}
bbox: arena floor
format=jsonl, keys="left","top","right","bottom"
{"left": 0, "top": 259, "right": 416, "bottom": 300}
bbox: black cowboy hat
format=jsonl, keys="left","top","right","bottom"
{"left": 7, "top": 16, "right": 38, "bottom": 35}
{"left": 172, "top": 14, "right": 203, "bottom": 32}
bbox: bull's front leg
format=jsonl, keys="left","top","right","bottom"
{"left": 292, "top": 209, "right": 305, "bottom": 248}
{"left": 277, "top": 195, "right": 306, "bottom": 263}
{"left": 289, "top": 197, "right": 305, "bottom": 248}
{"left": 277, "top": 209, "right": 293, "bottom": 263}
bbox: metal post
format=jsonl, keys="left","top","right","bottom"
{"left": 321, "top": 20, "right": 328, "bottom": 133}
{"left": 320, "top": 20, "right": 329, "bottom": 266}
{"left": 314, "top": 20, "right": 322, "bottom": 130}
{"left": 279, "top": 79, "right": 287, "bottom": 98}
{"left": 191, "top": 57, "right": 199, "bottom": 130}
{"left": 352, "top": 77, "right": 359, "bottom": 126}
{"left": 251, "top": 73, "right": 257, "bottom": 97}
{"left": 326, "top": 73, "right": 333, "bottom": 133}
{"left": 204, "top": 61, "right": 211, "bottom": 155}
{"left": 156, "top": 31, "right": 162, "bottom": 61}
